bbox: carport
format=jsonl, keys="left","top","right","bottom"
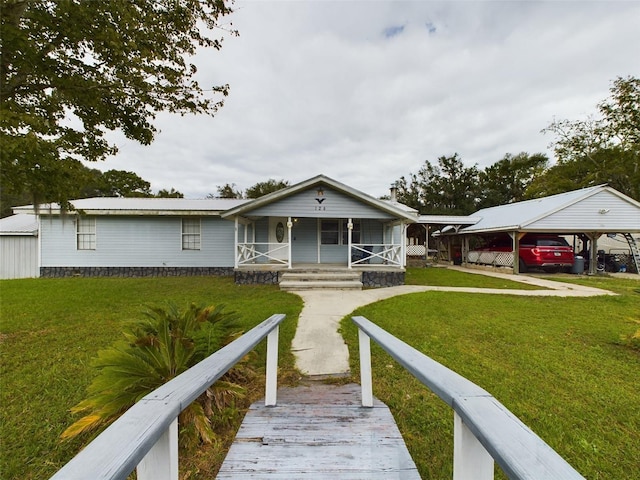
{"left": 448, "top": 185, "right": 640, "bottom": 275}
{"left": 409, "top": 215, "right": 480, "bottom": 262}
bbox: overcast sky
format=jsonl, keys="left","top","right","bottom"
{"left": 101, "top": 0, "right": 640, "bottom": 199}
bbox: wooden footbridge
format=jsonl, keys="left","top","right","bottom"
{"left": 217, "top": 382, "right": 419, "bottom": 479}
{"left": 50, "top": 314, "right": 585, "bottom": 480}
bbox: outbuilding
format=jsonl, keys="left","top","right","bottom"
{"left": 453, "top": 185, "right": 640, "bottom": 275}
{"left": 0, "top": 214, "right": 39, "bottom": 279}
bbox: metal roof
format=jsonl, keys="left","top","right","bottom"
{"left": 460, "top": 185, "right": 640, "bottom": 234}
{"left": 418, "top": 215, "right": 480, "bottom": 225}
{"left": 0, "top": 214, "right": 38, "bottom": 235}
{"left": 13, "top": 197, "right": 250, "bottom": 216}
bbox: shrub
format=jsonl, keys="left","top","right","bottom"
{"left": 60, "top": 303, "right": 251, "bottom": 448}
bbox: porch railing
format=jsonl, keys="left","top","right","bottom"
{"left": 353, "top": 315, "right": 585, "bottom": 480}
{"left": 237, "top": 242, "right": 290, "bottom": 266}
{"left": 50, "top": 314, "right": 286, "bottom": 480}
{"left": 350, "top": 243, "right": 402, "bottom": 267}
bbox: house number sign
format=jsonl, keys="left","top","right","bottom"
{"left": 314, "top": 187, "right": 327, "bottom": 211}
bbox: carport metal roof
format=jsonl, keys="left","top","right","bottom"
{"left": 458, "top": 185, "right": 640, "bottom": 235}
{"left": 418, "top": 215, "right": 480, "bottom": 226}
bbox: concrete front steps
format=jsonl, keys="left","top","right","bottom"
{"left": 279, "top": 269, "right": 363, "bottom": 291}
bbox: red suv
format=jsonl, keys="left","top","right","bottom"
{"left": 473, "top": 234, "right": 575, "bottom": 273}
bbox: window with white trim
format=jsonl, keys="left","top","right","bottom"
{"left": 76, "top": 216, "right": 96, "bottom": 250}
{"left": 320, "top": 219, "right": 339, "bottom": 245}
{"left": 320, "top": 219, "right": 360, "bottom": 245}
{"left": 182, "top": 218, "right": 201, "bottom": 250}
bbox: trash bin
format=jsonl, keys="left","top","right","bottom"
{"left": 571, "top": 256, "right": 584, "bottom": 274}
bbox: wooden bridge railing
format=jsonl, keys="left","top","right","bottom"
{"left": 50, "top": 314, "right": 286, "bottom": 480}
{"left": 353, "top": 315, "right": 585, "bottom": 480}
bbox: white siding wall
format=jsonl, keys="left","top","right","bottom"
{"left": 0, "top": 235, "right": 39, "bottom": 279}
{"left": 527, "top": 191, "right": 640, "bottom": 231}
{"left": 40, "top": 216, "right": 235, "bottom": 267}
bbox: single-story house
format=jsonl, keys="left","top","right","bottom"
{"left": 10, "top": 177, "right": 640, "bottom": 282}
{"left": 0, "top": 214, "right": 39, "bottom": 279}
{"left": 12, "top": 175, "right": 418, "bottom": 286}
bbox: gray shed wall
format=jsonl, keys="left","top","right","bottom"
{"left": 0, "top": 235, "right": 39, "bottom": 279}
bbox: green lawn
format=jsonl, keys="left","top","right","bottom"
{"left": 0, "top": 276, "right": 303, "bottom": 480}
{"left": 405, "top": 266, "right": 542, "bottom": 289}
{"left": 2, "top": 271, "right": 639, "bottom": 479}
{"left": 340, "top": 274, "right": 640, "bottom": 479}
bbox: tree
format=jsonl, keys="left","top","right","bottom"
{"left": 1, "top": 0, "right": 235, "bottom": 209}
{"left": 210, "top": 183, "right": 242, "bottom": 199}
{"left": 1, "top": 165, "right": 183, "bottom": 216}
{"left": 396, "top": 154, "right": 479, "bottom": 214}
{"left": 395, "top": 174, "right": 422, "bottom": 211}
{"left": 156, "top": 188, "right": 184, "bottom": 198}
{"left": 99, "top": 170, "right": 152, "bottom": 197}
{"left": 476, "top": 152, "right": 548, "bottom": 208}
{"left": 60, "top": 303, "right": 251, "bottom": 449}
{"left": 245, "top": 179, "right": 290, "bottom": 199}
{"left": 534, "top": 76, "right": 640, "bottom": 200}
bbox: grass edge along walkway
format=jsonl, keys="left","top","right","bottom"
{"left": 339, "top": 275, "right": 638, "bottom": 479}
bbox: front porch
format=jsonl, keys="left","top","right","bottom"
{"left": 221, "top": 176, "right": 419, "bottom": 287}
{"left": 232, "top": 212, "right": 407, "bottom": 267}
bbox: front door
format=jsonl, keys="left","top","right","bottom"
{"left": 268, "top": 217, "right": 289, "bottom": 261}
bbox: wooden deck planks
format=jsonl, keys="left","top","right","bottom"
{"left": 216, "top": 383, "right": 420, "bottom": 479}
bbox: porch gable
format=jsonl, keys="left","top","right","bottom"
{"left": 246, "top": 186, "right": 397, "bottom": 219}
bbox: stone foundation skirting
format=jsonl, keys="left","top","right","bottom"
{"left": 234, "top": 270, "right": 281, "bottom": 285}
{"left": 40, "top": 266, "right": 234, "bottom": 278}
{"left": 361, "top": 270, "right": 405, "bottom": 288}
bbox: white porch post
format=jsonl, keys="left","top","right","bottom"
{"left": 347, "top": 218, "right": 353, "bottom": 269}
{"left": 401, "top": 222, "right": 407, "bottom": 267}
{"left": 387, "top": 223, "right": 402, "bottom": 263}
{"left": 234, "top": 217, "right": 239, "bottom": 269}
{"left": 287, "top": 217, "right": 292, "bottom": 269}
{"left": 317, "top": 218, "right": 321, "bottom": 264}
{"left": 243, "top": 219, "right": 247, "bottom": 244}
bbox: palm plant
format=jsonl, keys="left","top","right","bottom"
{"left": 60, "top": 303, "right": 252, "bottom": 447}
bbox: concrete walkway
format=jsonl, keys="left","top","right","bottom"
{"left": 290, "top": 266, "right": 617, "bottom": 377}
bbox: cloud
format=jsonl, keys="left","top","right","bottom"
{"left": 100, "top": 1, "right": 640, "bottom": 199}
